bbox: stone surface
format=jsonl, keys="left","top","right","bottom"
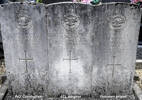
{"left": 102, "top": 0, "right": 130, "bottom": 3}
{"left": 0, "top": 3, "right": 49, "bottom": 96}
{"left": 43, "top": 0, "right": 72, "bottom": 4}
{"left": 0, "top": 2, "right": 141, "bottom": 99}
{"left": 46, "top": 2, "right": 141, "bottom": 97}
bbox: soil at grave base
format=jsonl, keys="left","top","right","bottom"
{"left": 135, "top": 69, "right": 142, "bottom": 89}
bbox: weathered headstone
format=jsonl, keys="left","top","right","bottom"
{"left": 43, "top": 0, "right": 72, "bottom": 4}
{"left": 102, "top": 0, "right": 130, "bottom": 3}
{"left": 0, "top": 3, "right": 49, "bottom": 98}
{"left": 46, "top": 3, "right": 141, "bottom": 98}
{"left": 90, "top": 3, "right": 141, "bottom": 97}
{"left": 0, "top": 2, "right": 141, "bottom": 99}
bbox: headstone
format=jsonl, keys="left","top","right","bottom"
{"left": 46, "top": 3, "right": 141, "bottom": 98}
{"left": 90, "top": 3, "right": 140, "bottom": 97}
{"left": 42, "top": 0, "right": 72, "bottom": 4}
{"left": 0, "top": 2, "right": 141, "bottom": 99}
{"left": 0, "top": 3, "right": 49, "bottom": 98}
{"left": 102, "top": 0, "right": 130, "bottom": 3}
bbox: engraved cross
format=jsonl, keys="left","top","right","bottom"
{"left": 107, "top": 56, "right": 121, "bottom": 78}
{"left": 106, "top": 56, "right": 121, "bottom": 94}
{"left": 19, "top": 50, "right": 33, "bottom": 73}
{"left": 63, "top": 50, "right": 78, "bottom": 73}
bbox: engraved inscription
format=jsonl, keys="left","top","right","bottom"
{"left": 63, "top": 14, "right": 80, "bottom": 30}
{"left": 110, "top": 15, "right": 126, "bottom": 29}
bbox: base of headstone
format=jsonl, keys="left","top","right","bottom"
{"left": 0, "top": 2, "right": 141, "bottom": 100}
{"left": 3, "top": 94, "right": 136, "bottom": 100}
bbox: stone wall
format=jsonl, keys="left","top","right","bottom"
{"left": 0, "top": 2, "right": 141, "bottom": 99}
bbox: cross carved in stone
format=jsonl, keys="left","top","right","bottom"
{"left": 106, "top": 56, "right": 122, "bottom": 94}
{"left": 107, "top": 56, "right": 121, "bottom": 78}
{"left": 63, "top": 50, "right": 78, "bottom": 73}
{"left": 19, "top": 50, "right": 33, "bottom": 73}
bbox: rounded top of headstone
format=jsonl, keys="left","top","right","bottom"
{"left": 46, "top": 2, "right": 139, "bottom": 8}
{"left": 0, "top": 2, "right": 140, "bottom": 11}
{"left": 0, "top": 2, "right": 45, "bottom": 8}
{"left": 44, "top": 2, "right": 141, "bottom": 15}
